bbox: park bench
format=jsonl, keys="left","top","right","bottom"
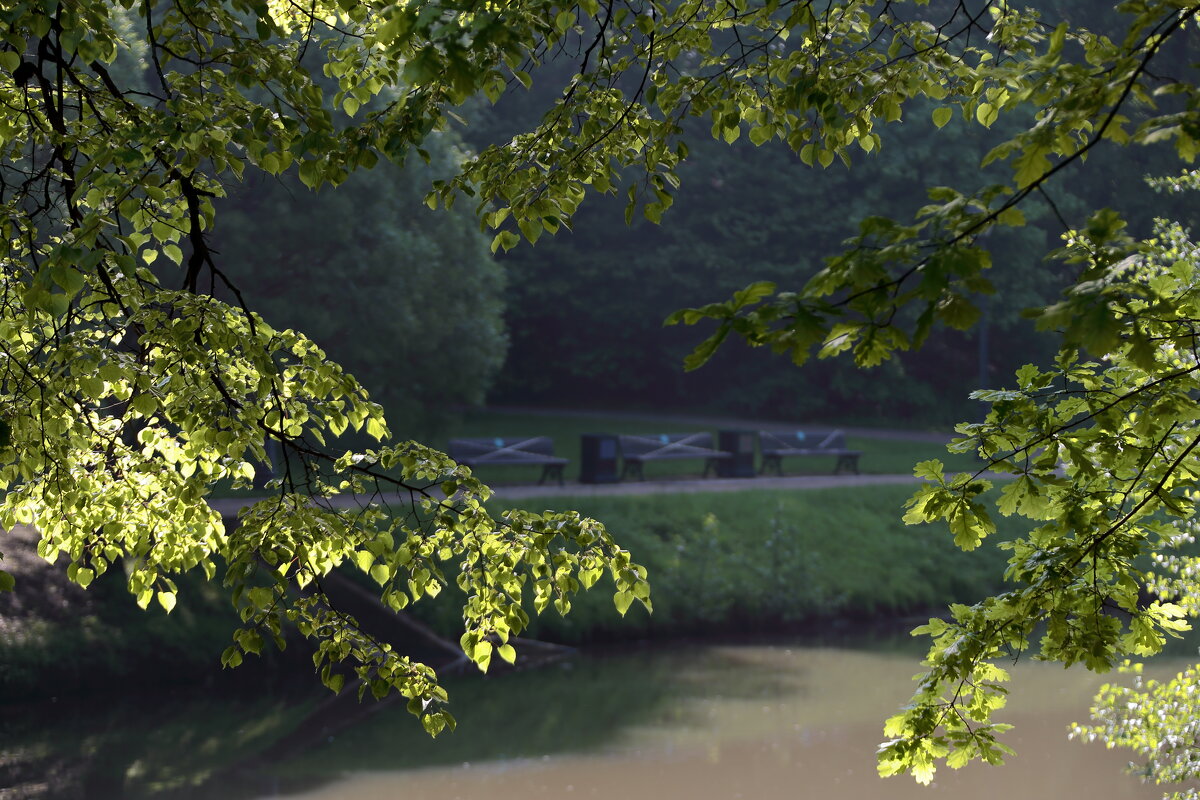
{"left": 616, "top": 432, "right": 731, "bottom": 480}
{"left": 758, "top": 430, "right": 862, "bottom": 475}
{"left": 447, "top": 437, "right": 568, "bottom": 485}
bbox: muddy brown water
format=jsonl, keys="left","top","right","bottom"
{"left": 3, "top": 641, "right": 1187, "bottom": 799}
{"left": 274, "top": 645, "right": 1177, "bottom": 800}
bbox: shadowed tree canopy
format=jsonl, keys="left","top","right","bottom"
{"left": 213, "top": 130, "right": 508, "bottom": 431}
{"left": 1, "top": 0, "right": 1200, "bottom": 785}
{"left": 0, "top": 0, "right": 654, "bottom": 738}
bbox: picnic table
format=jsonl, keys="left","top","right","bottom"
{"left": 447, "top": 437, "right": 568, "bottom": 485}
{"left": 758, "top": 430, "right": 861, "bottom": 475}
{"left": 616, "top": 432, "right": 731, "bottom": 480}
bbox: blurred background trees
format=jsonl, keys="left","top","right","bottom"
{"left": 212, "top": 131, "right": 507, "bottom": 433}
{"left": 460, "top": 56, "right": 1187, "bottom": 424}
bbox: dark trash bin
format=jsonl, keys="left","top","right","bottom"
{"left": 716, "top": 430, "right": 757, "bottom": 478}
{"left": 579, "top": 433, "right": 620, "bottom": 483}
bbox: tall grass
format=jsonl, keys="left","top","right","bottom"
{"left": 407, "top": 484, "right": 1016, "bottom": 643}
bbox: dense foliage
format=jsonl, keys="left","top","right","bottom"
{"left": 213, "top": 131, "right": 507, "bottom": 431}
{"left": 0, "top": 0, "right": 652, "bottom": 737}
{"left": 474, "top": 73, "right": 1177, "bottom": 422}
{"left": 3, "top": 0, "right": 1200, "bottom": 788}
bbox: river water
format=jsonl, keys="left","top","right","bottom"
{"left": 3, "top": 638, "right": 1186, "bottom": 799}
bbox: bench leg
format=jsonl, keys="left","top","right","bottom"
{"left": 620, "top": 460, "right": 644, "bottom": 481}
{"left": 834, "top": 455, "right": 859, "bottom": 475}
{"left": 760, "top": 455, "right": 782, "bottom": 476}
{"left": 538, "top": 464, "right": 565, "bottom": 486}
{"left": 703, "top": 458, "right": 716, "bottom": 478}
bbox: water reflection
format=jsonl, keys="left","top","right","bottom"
{"left": 1, "top": 684, "right": 319, "bottom": 799}
{"left": 4, "top": 641, "right": 1186, "bottom": 800}
{"left": 276, "top": 647, "right": 1176, "bottom": 800}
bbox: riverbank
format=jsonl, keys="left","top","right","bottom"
{"left": 1, "top": 484, "right": 1012, "bottom": 700}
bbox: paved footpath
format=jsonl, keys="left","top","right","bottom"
{"left": 208, "top": 472, "right": 934, "bottom": 518}
{"left": 488, "top": 472, "right": 925, "bottom": 501}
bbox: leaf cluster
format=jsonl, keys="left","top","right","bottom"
{"left": 0, "top": 0, "right": 651, "bottom": 726}
{"left": 879, "top": 209, "right": 1200, "bottom": 780}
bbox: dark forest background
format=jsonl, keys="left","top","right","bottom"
{"left": 210, "top": 0, "right": 1196, "bottom": 431}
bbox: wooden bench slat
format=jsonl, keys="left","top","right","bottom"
{"left": 617, "top": 432, "right": 730, "bottom": 480}
{"left": 447, "top": 436, "right": 568, "bottom": 485}
{"left": 757, "top": 429, "right": 861, "bottom": 475}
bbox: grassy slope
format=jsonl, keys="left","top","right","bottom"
{"left": 406, "top": 483, "right": 1016, "bottom": 643}
{"left": 4, "top": 482, "right": 1009, "bottom": 699}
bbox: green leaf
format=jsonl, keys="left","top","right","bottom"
{"left": 748, "top": 125, "right": 773, "bottom": 146}
{"left": 948, "top": 501, "right": 994, "bottom": 551}
{"left": 298, "top": 159, "right": 323, "bottom": 190}
{"left": 491, "top": 230, "right": 520, "bottom": 253}
{"left": 912, "top": 757, "right": 935, "bottom": 785}
{"left": 50, "top": 264, "right": 86, "bottom": 296}
{"left": 682, "top": 326, "right": 730, "bottom": 371}
{"left": 614, "top": 590, "right": 634, "bottom": 616}
{"left": 157, "top": 591, "right": 177, "bottom": 613}
{"left": 932, "top": 107, "right": 953, "bottom": 129}
{"left": 936, "top": 294, "right": 981, "bottom": 330}
{"left": 732, "top": 281, "right": 776, "bottom": 308}
{"left": 473, "top": 640, "right": 493, "bottom": 671}
{"left": 221, "top": 646, "right": 243, "bottom": 668}
{"left": 0, "top": 570, "right": 14, "bottom": 593}
{"left": 996, "top": 207, "right": 1025, "bottom": 227}
{"left": 883, "top": 713, "right": 908, "bottom": 737}
{"left": 422, "top": 711, "right": 449, "bottom": 736}
{"left": 366, "top": 417, "right": 388, "bottom": 441}
{"left": 131, "top": 393, "right": 157, "bottom": 416}
{"left": 913, "top": 459, "right": 945, "bottom": 482}
{"left": 975, "top": 102, "right": 998, "bottom": 128}
{"left": 1012, "top": 145, "right": 1051, "bottom": 188}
